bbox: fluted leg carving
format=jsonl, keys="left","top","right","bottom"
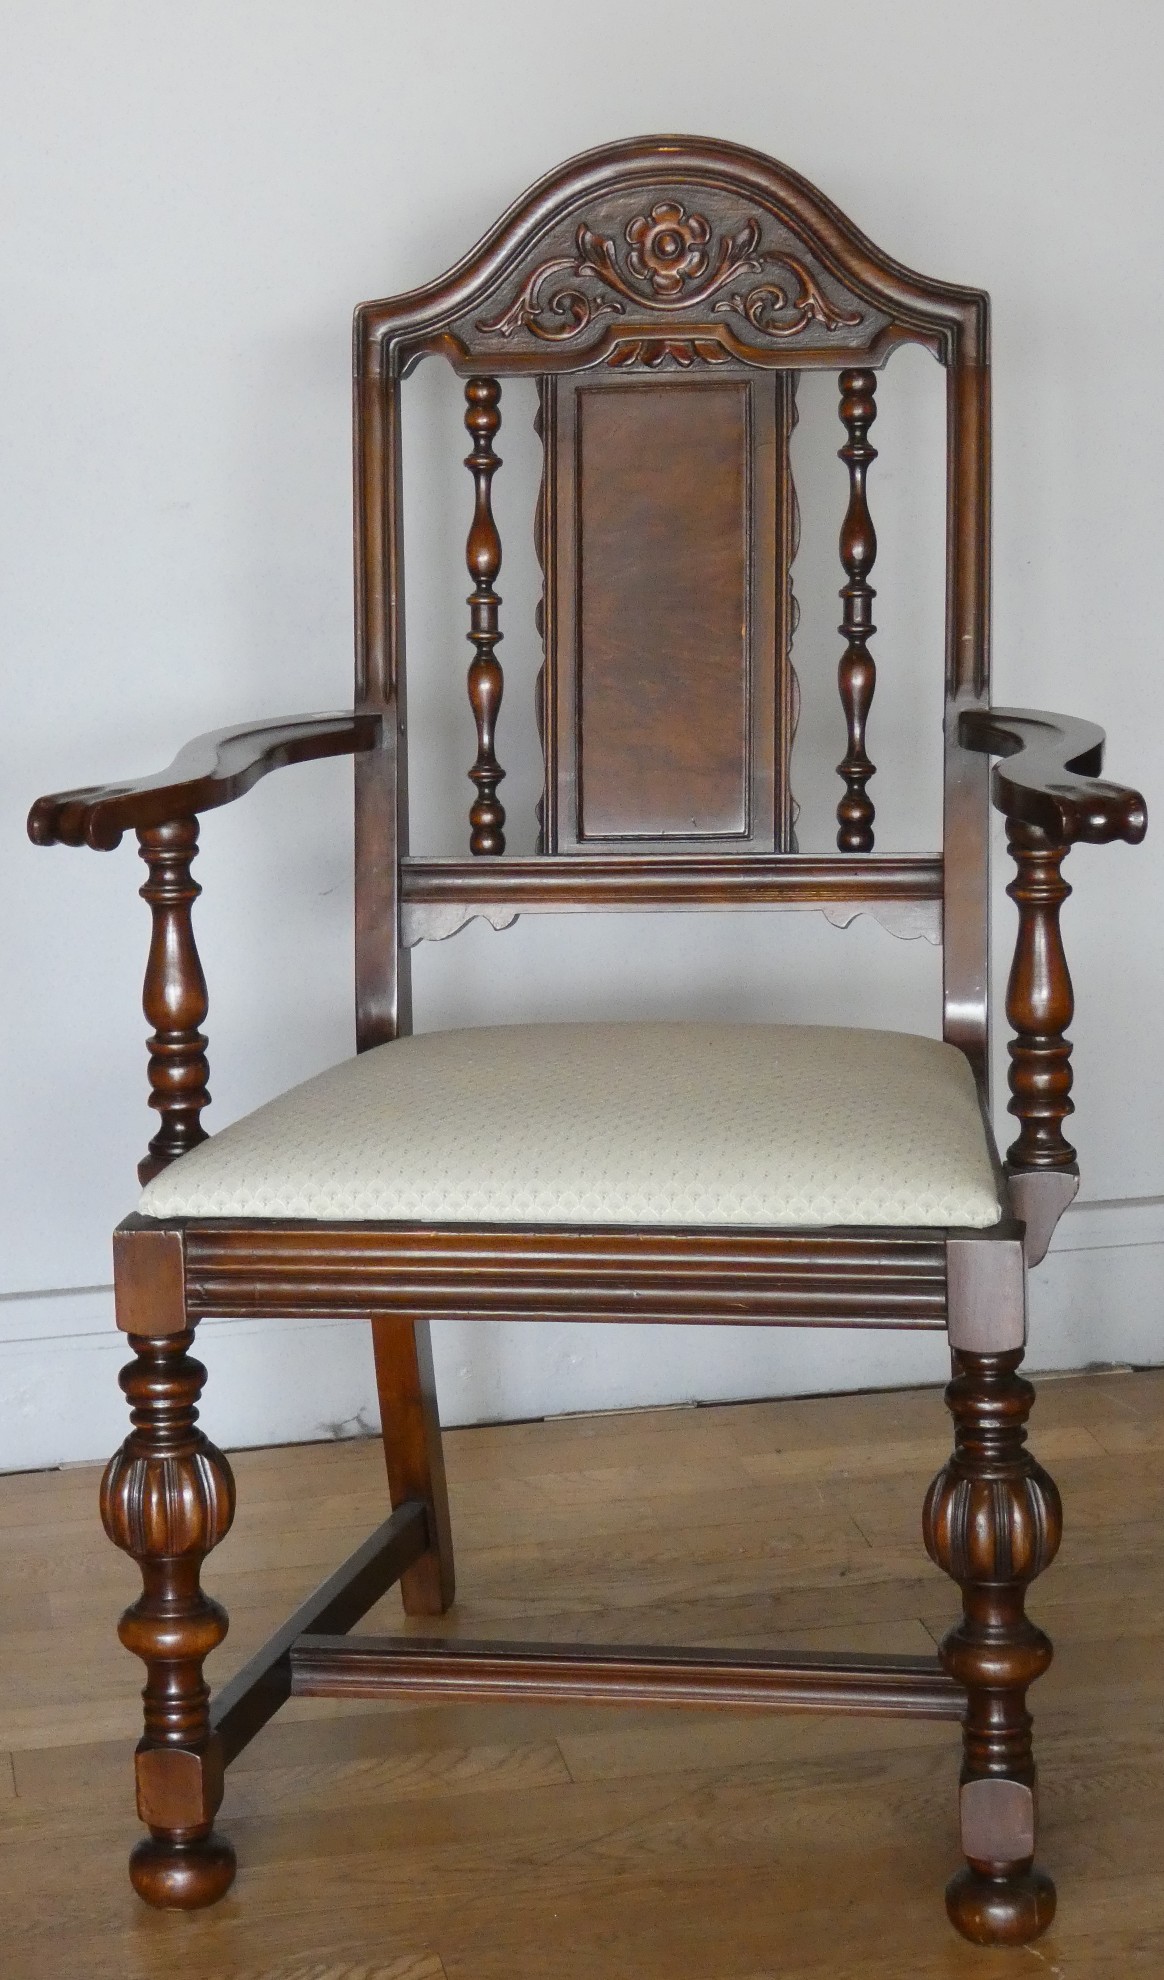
{"left": 464, "top": 376, "right": 505, "bottom": 855}
{"left": 137, "top": 817, "right": 210, "bottom": 1186}
{"left": 101, "top": 1329, "right": 237, "bottom": 1907}
{"left": 923, "top": 1348, "right": 1061, "bottom": 1944}
{"left": 1005, "top": 820, "right": 1076, "bottom": 1171}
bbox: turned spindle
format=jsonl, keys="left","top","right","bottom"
{"left": 137, "top": 817, "right": 210, "bottom": 1186}
{"left": 836, "top": 369, "right": 878, "bottom": 852}
{"left": 1005, "top": 820, "right": 1076, "bottom": 1170}
{"left": 464, "top": 376, "right": 506, "bottom": 855}
{"left": 101, "top": 1328, "right": 237, "bottom": 1907}
{"left": 924, "top": 1347, "right": 1061, "bottom": 1943}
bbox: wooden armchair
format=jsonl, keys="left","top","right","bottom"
{"left": 28, "top": 137, "right": 1146, "bottom": 1948}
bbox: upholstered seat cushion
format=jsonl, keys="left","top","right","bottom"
{"left": 139, "top": 1022, "right": 1001, "bottom": 1230}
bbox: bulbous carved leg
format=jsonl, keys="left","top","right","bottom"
{"left": 923, "top": 1348, "right": 1061, "bottom": 1945}
{"left": 101, "top": 1330, "right": 237, "bottom": 1908}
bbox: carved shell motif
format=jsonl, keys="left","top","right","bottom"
{"left": 476, "top": 200, "right": 863, "bottom": 358}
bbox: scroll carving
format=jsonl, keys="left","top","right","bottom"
{"left": 464, "top": 377, "right": 506, "bottom": 855}
{"left": 137, "top": 817, "right": 211, "bottom": 1186}
{"left": 477, "top": 203, "right": 862, "bottom": 351}
{"left": 835, "top": 370, "right": 878, "bottom": 853}
{"left": 714, "top": 264, "right": 857, "bottom": 337}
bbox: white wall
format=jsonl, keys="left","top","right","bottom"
{"left": 3, "top": 0, "right": 1162, "bottom": 1470}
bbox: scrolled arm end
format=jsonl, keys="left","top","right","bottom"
{"left": 960, "top": 705, "right": 1146, "bottom": 846}
{"left": 28, "top": 789, "right": 131, "bottom": 850}
{"left": 1072, "top": 785, "right": 1146, "bottom": 846}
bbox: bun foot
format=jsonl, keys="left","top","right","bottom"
{"left": 946, "top": 1864, "right": 1056, "bottom": 1945}
{"left": 129, "top": 1831, "right": 236, "bottom": 1909}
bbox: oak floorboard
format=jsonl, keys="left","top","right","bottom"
{"left": 2, "top": 1371, "right": 1162, "bottom": 1976}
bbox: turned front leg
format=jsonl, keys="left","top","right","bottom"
{"left": 924, "top": 1347, "right": 1061, "bottom": 1945}
{"left": 101, "top": 1327, "right": 236, "bottom": 1907}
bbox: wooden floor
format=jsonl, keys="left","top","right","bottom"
{"left": 3, "top": 1368, "right": 1164, "bottom": 1979}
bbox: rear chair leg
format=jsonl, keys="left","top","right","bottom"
{"left": 924, "top": 1344, "right": 1061, "bottom": 1944}
{"left": 371, "top": 1316, "right": 455, "bottom": 1615}
{"left": 105, "top": 1223, "right": 235, "bottom": 1907}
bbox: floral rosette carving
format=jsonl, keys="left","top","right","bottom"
{"left": 625, "top": 202, "right": 710, "bottom": 295}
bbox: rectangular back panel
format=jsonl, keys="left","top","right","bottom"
{"left": 579, "top": 381, "right": 749, "bottom": 839}
{"left": 539, "top": 370, "right": 796, "bottom": 853}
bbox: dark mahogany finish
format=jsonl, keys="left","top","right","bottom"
{"left": 924, "top": 1348, "right": 1062, "bottom": 1943}
{"left": 211, "top": 1502, "right": 428, "bottom": 1764}
{"left": 100, "top": 1327, "right": 237, "bottom": 1906}
{"left": 27, "top": 712, "right": 377, "bottom": 850}
{"left": 537, "top": 369, "right": 797, "bottom": 852}
{"left": 1004, "top": 823, "right": 1077, "bottom": 1172}
{"left": 961, "top": 706, "right": 1146, "bottom": 845}
{"left": 961, "top": 708, "right": 1146, "bottom": 1179}
{"left": 27, "top": 138, "right": 1147, "bottom": 1944}
{"left": 398, "top": 850, "right": 941, "bottom": 945}
{"left": 835, "top": 369, "right": 878, "bottom": 852}
{"left": 136, "top": 820, "right": 211, "bottom": 1187}
{"left": 291, "top": 1634, "right": 964, "bottom": 1718}
{"left": 370, "top": 1316, "right": 456, "bottom": 1613}
{"left": 177, "top": 1217, "right": 949, "bottom": 1327}
{"left": 463, "top": 377, "right": 506, "bottom": 854}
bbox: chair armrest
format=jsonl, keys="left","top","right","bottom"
{"left": 28, "top": 710, "right": 380, "bottom": 851}
{"left": 29, "top": 708, "right": 381, "bottom": 1185}
{"left": 960, "top": 706, "right": 1146, "bottom": 846}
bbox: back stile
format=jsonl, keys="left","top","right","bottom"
{"left": 533, "top": 381, "right": 552, "bottom": 852}
{"left": 353, "top": 336, "right": 411, "bottom": 1045}
{"left": 941, "top": 354, "right": 992, "bottom": 1081}
{"left": 784, "top": 372, "right": 802, "bottom": 852}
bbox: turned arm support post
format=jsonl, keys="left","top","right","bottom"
{"left": 960, "top": 707, "right": 1146, "bottom": 1229}
{"left": 137, "top": 819, "right": 210, "bottom": 1185}
{"left": 1003, "top": 821, "right": 1080, "bottom": 1174}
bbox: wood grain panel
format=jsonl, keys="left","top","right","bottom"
{"left": 576, "top": 381, "right": 751, "bottom": 840}
{"left": 541, "top": 370, "right": 794, "bottom": 853}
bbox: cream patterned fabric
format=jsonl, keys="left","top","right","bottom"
{"left": 139, "top": 1023, "right": 1001, "bottom": 1229}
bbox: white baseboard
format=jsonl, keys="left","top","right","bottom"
{"left": 3, "top": 1195, "right": 1161, "bottom": 1473}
